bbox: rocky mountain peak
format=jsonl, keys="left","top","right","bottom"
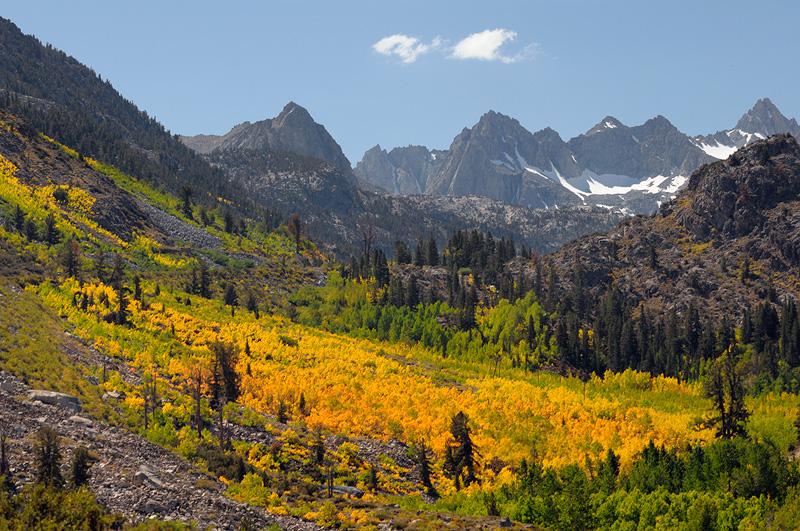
{"left": 275, "top": 101, "right": 314, "bottom": 127}
{"left": 734, "top": 98, "right": 800, "bottom": 139}
{"left": 181, "top": 101, "right": 356, "bottom": 182}
{"left": 585, "top": 116, "right": 626, "bottom": 136}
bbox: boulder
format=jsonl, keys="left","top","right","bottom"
{"left": 331, "top": 485, "right": 365, "bottom": 498}
{"left": 27, "top": 390, "right": 81, "bottom": 412}
{"left": 134, "top": 465, "right": 165, "bottom": 489}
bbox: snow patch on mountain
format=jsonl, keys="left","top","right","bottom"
{"left": 695, "top": 139, "right": 737, "bottom": 159}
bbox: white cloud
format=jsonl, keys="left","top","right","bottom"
{"left": 451, "top": 29, "right": 518, "bottom": 62}
{"left": 373, "top": 29, "right": 540, "bottom": 65}
{"left": 373, "top": 34, "right": 441, "bottom": 64}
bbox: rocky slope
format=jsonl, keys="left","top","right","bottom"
{"left": 542, "top": 133, "right": 800, "bottom": 324}
{"left": 1, "top": 371, "right": 314, "bottom": 531}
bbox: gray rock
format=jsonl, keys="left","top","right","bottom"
{"left": 69, "top": 415, "right": 93, "bottom": 426}
{"left": 27, "top": 390, "right": 81, "bottom": 412}
{"left": 330, "top": 485, "right": 365, "bottom": 498}
{"left": 499, "top": 516, "right": 513, "bottom": 527}
{"left": 134, "top": 465, "right": 165, "bottom": 489}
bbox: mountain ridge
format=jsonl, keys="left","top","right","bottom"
{"left": 356, "top": 99, "right": 799, "bottom": 216}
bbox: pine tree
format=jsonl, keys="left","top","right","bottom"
{"left": 414, "top": 235, "right": 425, "bottom": 267}
{"left": 199, "top": 260, "right": 211, "bottom": 298}
{"left": 223, "top": 283, "right": 238, "bottom": 309}
{"left": 703, "top": 350, "right": 749, "bottom": 439}
{"left": 93, "top": 249, "right": 106, "bottom": 282}
{"left": 69, "top": 446, "right": 93, "bottom": 488}
{"left": 179, "top": 185, "right": 194, "bottom": 219}
{"left": 43, "top": 212, "right": 59, "bottom": 246}
{"left": 114, "top": 279, "right": 129, "bottom": 326}
{"left": 224, "top": 211, "right": 235, "bottom": 234}
{"left": 34, "top": 427, "right": 63, "bottom": 489}
{"left": 210, "top": 341, "right": 240, "bottom": 404}
{"left": 13, "top": 204, "right": 24, "bottom": 232}
{"left": 393, "top": 240, "right": 412, "bottom": 264}
{"left": 449, "top": 411, "right": 479, "bottom": 488}
{"left": 404, "top": 275, "right": 419, "bottom": 308}
{"left": 412, "top": 441, "right": 437, "bottom": 496}
{"left": 58, "top": 239, "right": 81, "bottom": 278}
{"left": 426, "top": 233, "right": 439, "bottom": 266}
{"left": 24, "top": 216, "right": 38, "bottom": 241}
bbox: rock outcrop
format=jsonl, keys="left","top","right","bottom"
{"left": 544, "top": 134, "right": 800, "bottom": 324}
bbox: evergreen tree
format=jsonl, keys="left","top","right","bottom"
{"left": 13, "top": 204, "right": 24, "bottom": 232}
{"left": 199, "top": 260, "right": 211, "bottom": 298}
{"left": 43, "top": 212, "right": 59, "bottom": 246}
{"left": 244, "top": 288, "right": 259, "bottom": 319}
{"left": 58, "top": 239, "right": 81, "bottom": 278}
{"left": 24, "top": 216, "right": 38, "bottom": 241}
{"left": 414, "top": 235, "right": 425, "bottom": 267}
{"left": 223, "top": 282, "right": 238, "bottom": 309}
{"left": 224, "top": 211, "right": 235, "bottom": 234}
{"left": 34, "top": 427, "right": 63, "bottom": 489}
{"left": 449, "top": 411, "right": 479, "bottom": 488}
{"left": 210, "top": 341, "right": 240, "bottom": 404}
{"left": 69, "top": 446, "right": 93, "bottom": 488}
{"left": 109, "top": 254, "right": 125, "bottom": 285}
{"left": 373, "top": 250, "right": 390, "bottom": 287}
{"left": 703, "top": 350, "right": 749, "bottom": 439}
{"left": 426, "top": 233, "right": 439, "bottom": 266}
{"left": 114, "top": 278, "right": 129, "bottom": 326}
{"left": 393, "top": 240, "right": 412, "bottom": 265}
{"left": 92, "top": 249, "right": 106, "bottom": 283}
{"left": 179, "top": 185, "right": 194, "bottom": 219}
{"left": 132, "top": 274, "right": 142, "bottom": 303}
{"left": 412, "top": 441, "right": 436, "bottom": 495}
{"left": 404, "top": 275, "right": 419, "bottom": 308}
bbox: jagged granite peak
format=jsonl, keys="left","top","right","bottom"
{"left": 354, "top": 144, "right": 436, "bottom": 194}
{"left": 356, "top": 98, "right": 799, "bottom": 217}
{"left": 421, "top": 109, "right": 582, "bottom": 209}
{"left": 180, "top": 101, "right": 356, "bottom": 182}
{"left": 584, "top": 116, "right": 626, "bottom": 136}
{"left": 735, "top": 98, "right": 800, "bottom": 139}
{"left": 694, "top": 98, "right": 800, "bottom": 159}
{"left": 568, "top": 114, "right": 714, "bottom": 179}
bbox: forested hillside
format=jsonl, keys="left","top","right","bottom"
{"left": 0, "top": 97, "right": 799, "bottom": 531}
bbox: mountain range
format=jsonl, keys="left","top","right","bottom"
{"left": 354, "top": 98, "right": 800, "bottom": 214}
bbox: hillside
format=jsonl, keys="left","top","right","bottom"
{"left": 1, "top": 97, "right": 799, "bottom": 530}
{"left": 546, "top": 133, "right": 800, "bottom": 323}
{"left": 0, "top": 17, "right": 264, "bottom": 217}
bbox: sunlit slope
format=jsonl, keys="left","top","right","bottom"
{"left": 38, "top": 275, "right": 797, "bottom": 472}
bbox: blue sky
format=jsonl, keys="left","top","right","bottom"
{"left": 3, "top": 1, "right": 799, "bottom": 164}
